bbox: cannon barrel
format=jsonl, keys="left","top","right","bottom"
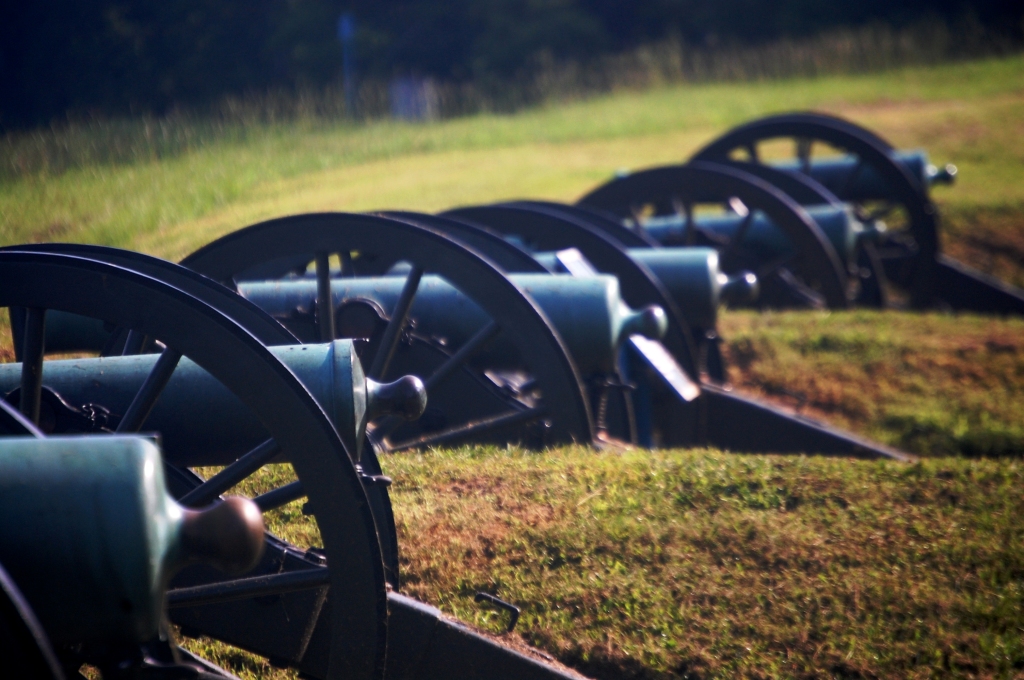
{"left": 0, "top": 436, "right": 265, "bottom": 645}
{"left": 239, "top": 273, "right": 665, "bottom": 376}
{"left": 536, "top": 247, "right": 757, "bottom": 329}
{"left": 641, "top": 204, "right": 863, "bottom": 268}
{"left": 0, "top": 341, "right": 426, "bottom": 466}
{"left": 773, "top": 149, "right": 956, "bottom": 198}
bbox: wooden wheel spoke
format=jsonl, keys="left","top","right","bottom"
{"left": 18, "top": 307, "right": 46, "bottom": 424}
{"left": 254, "top": 480, "right": 305, "bottom": 512}
{"left": 385, "top": 406, "right": 546, "bottom": 453}
{"left": 425, "top": 321, "right": 500, "bottom": 392}
{"left": 315, "top": 252, "right": 336, "bottom": 342}
{"left": 167, "top": 568, "right": 330, "bottom": 609}
{"left": 114, "top": 346, "right": 183, "bottom": 433}
{"left": 371, "top": 321, "right": 502, "bottom": 440}
{"left": 796, "top": 137, "right": 813, "bottom": 174}
{"left": 672, "top": 198, "right": 695, "bottom": 245}
{"left": 340, "top": 251, "right": 355, "bottom": 278}
{"left": 121, "top": 329, "right": 147, "bottom": 356}
{"left": 368, "top": 266, "right": 423, "bottom": 381}
{"left": 721, "top": 210, "right": 756, "bottom": 262}
{"left": 178, "top": 438, "right": 281, "bottom": 507}
{"left": 745, "top": 141, "right": 760, "bottom": 163}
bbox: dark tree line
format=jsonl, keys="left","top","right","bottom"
{"left": 2, "top": 0, "right": 1021, "bottom": 128}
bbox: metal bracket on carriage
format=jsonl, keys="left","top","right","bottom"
{"left": 556, "top": 247, "right": 701, "bottom": 403}
{"left": 3, "top": 386, "right": 121, "bottom": 434}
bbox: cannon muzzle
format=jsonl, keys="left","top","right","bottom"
{"left": 368, "top": 375, "right": 428, "bottom": 422}
{"left": 179, "top": 496, "right": 265, "bottom": 576}
{"left": 720, "top": 271, "right": 759, "bottom": 306}
{"left": 0, "top": 436, "right": 265, "bottom": 645}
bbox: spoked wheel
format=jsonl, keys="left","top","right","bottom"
{"left": 440, "top": 203, "right": 702, "bottom": 378}
{"left": 506, "top": 201, "right": 663, "bottom": 248}
{"left": 692, "top": 160, "right": 891, "bottom": 307}
{"left": 375, "top": 210, "right": 677, "bottom": 443}
{"left": 0, "top": 559, "right": 64, "bottom": 680}
{"left": 691, "top": 112, "right": 938, "bottom": 307}
{"left": 3, "top": 243, "right": 299, "bottom": 357}
{"left": 424, "top": 204, "right": 712, "bottom": 446}
{"left": 4, "top": 243, "right": 406, "bottom": 589}
{"left": 180, "top": 212, "right": 595, "bottom": 450}
{"left": 579, "top": 160, "right": 850, "bottom": 309}
{"left": 0, "top": 251, "right": 387, "bottom": 680}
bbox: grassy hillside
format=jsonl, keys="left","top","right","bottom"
{"left": 2, "top": 56, "right": 1023, "bottom": 260}
{"left": 7, "top": 55, "right": 1020, "bottom": 456}
{"left": 720, "top": 311, "right": 1024, "bottom": 458}
{"left": 209, "top": 449, "right": 1024, "bottom": 679}
{"left": 3, "top": 56, "right": 1024, "bottom": 678}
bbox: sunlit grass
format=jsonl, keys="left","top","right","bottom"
{"left": 383, "top": 445, "right": 1024, "bottom": 679}
{"left": 719, "top": 310, "right": 1024, "bottom": 457}
{"left": 1, "top": 56, "right": 1022, "bottom": 260}
{"left": 1, "top": 55, "right": 1022, "bottom": 679}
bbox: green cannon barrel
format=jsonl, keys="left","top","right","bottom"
{"left": 0, "top": 341, "right": 426, "bottom": 465}
{"left": 773, "top": 149, "right": 957, "bottom": 199}
{"left": 641, "top": 204, "right": 862, "bottom": 267}
{"left": 535, "top": 247, "right": 757, "bottom": 329}
{"left": 238, "top": 274, "right": 667, "bottom": 375}
{"left": 0, "top": 436, "right": 264, "bottom": 645}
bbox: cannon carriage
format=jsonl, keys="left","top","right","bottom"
{"left": 0, "top": 249, "right": 590, "bottom": 679}
{"left": 579, "top": 111, "right": 1024, "bottom": 314}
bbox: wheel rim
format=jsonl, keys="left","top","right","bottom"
{"left": 692, "top": 112, "right": 939, "bottom": 307}
{"left": 181, "top": 212, "right": 595, "bottom": 446}
{"left": 442, "top": 203, "right": 703, "bottom": 379}
{"left": 0, "top": 251, "right": 387, "bottom": 680}
{"left": 578, "top": 161, "right": 850, "bottom": 309}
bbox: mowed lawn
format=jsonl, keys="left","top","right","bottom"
{"left": 3, "top": 56, "right": 1024, "bottom": 679}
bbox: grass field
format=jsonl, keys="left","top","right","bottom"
{"left": 3, "top": 56, "right": 1024, "bottom": 678}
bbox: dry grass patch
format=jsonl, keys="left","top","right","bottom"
{"left": 719, "top": 310, "right": 1024, "bottom": 457}
{"left": 942, "top": 205, "right": 1024, "bottom": 289}
{"left": 385, "top": 446, "right": 1024, "bottom": 679}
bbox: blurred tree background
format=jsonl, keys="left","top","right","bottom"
{"left": 2, "top": 0, "right": 1022, "bottom": 129}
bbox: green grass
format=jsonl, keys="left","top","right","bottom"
{"left": 183, "top": 448, "right": 1024, "bottom": 680}
{"left": 1, "top": 56, "right": 1023, "bottom": 258}
{"left": 719, "top": 310, "right": 1024, "bottom": 458}
{"left": 3, "top": 55, "right": 1024, "bottom": 678}
{"left": 380, "top": 446, "right": 1024, "bottom": 679}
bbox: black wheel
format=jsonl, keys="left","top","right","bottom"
{"left": 180, "top": 212, "right": 595, "bottom": 449}
{"left": 3, "top": 243, "right": 410, "bottom": 589}
{"left": 0, "top": 251, "right": 387, "bottom": 680}
{"left": 0, "top": 560, "right": 63, "bottom": 679}
{"left": 507, "top": 200, "right": 663, "bottom": 248}
{"left": 441, "top": 203, "right": 702, "bottom": 379}
{"left": 578, "top": 161, "right": 850, "bottom": 309}
{"left": 691, "top": 112, "right": 938, "bottom": 307}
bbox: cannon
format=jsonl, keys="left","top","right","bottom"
{"left": 773, "top": 148, "right": 957, "bottom": 197}
{"left": 0, "top": 248, "right": 598, "bottom": 680}
{"left": 0, "top": 340, "right": 426, "bottom": 464}
{"left": 237, "top": 274, "right": 667, "bottom": 376}
{"left": 0, "top": 249, "right": 393, "bottom": 678}
{"left": 354, "top": 206, "right": 908, "bottom": 459}
{"left": 179, "top": 213, "right": 632, "bottom": 447}
{"left": 0, "top": 434, "right": 265, "bottom": 678}
{"left": 690, "top": 111, "right": 1024, "bottom": 313}
{"left": 577, "top": 162, "right": 873, "bottom": 309}
{"left": 534, "top": 247, "right": 758, "bottom": 330}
